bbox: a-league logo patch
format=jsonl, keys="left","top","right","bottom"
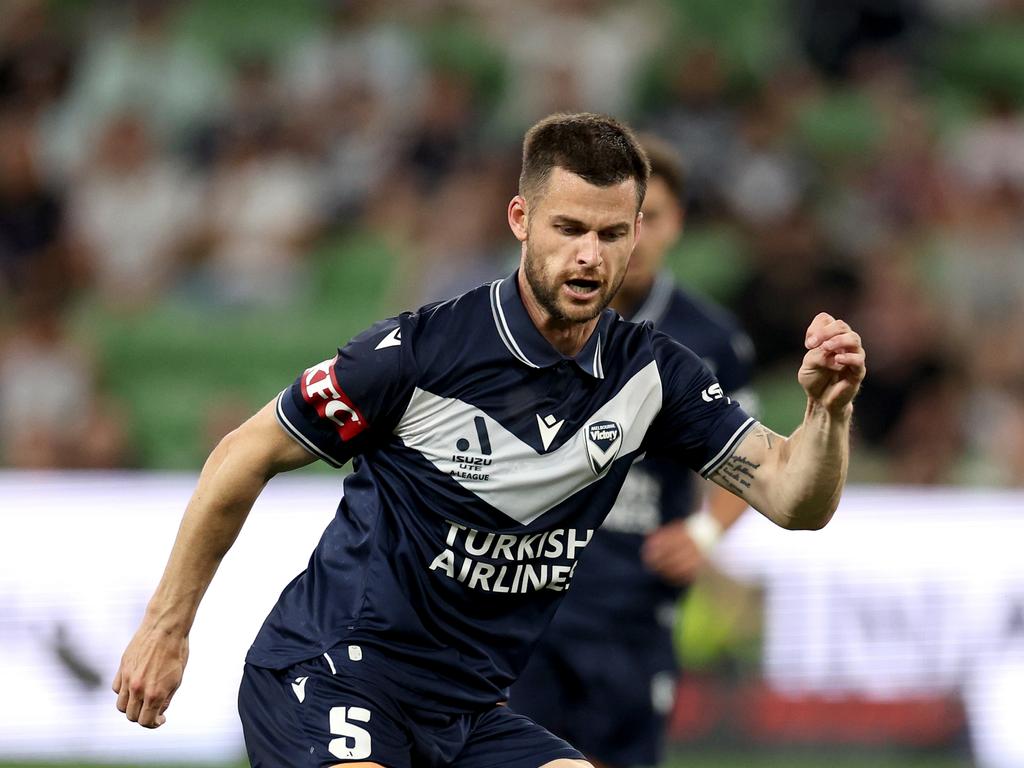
{"left": 301, "top": 357, "right": 368, "bottom": 442}
{"left": 585, "top": 419, "right": 621, "bottom": 476}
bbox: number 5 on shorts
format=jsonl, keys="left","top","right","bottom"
{"left": 328, "top": 706, "right": 372, "bottom": 760}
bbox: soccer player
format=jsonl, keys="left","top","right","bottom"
{"left": 509, "top": 136, "right": 756, "bottom": 768}
{"left": 113, "top": 113, "right": 865, "bottom": 768}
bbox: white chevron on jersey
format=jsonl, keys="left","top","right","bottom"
{"left": 395, "top": 361, "right": 664, "bottom": 525}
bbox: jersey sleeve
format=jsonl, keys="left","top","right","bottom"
{"left": 275, "top": 314, "right": 417, "bottom": 468}
{"left": 645, "top": 331, "right": 758, "bottom": 478}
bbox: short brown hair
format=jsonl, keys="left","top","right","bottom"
{"left": 638, "top": 133, "right": 686, "bottom": 205}
{"left": 519, "top": 112, "right": 650, "bottom": 210}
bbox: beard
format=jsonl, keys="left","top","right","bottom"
{"left": 522, "top": 241, "right": 625, "bottom": 324}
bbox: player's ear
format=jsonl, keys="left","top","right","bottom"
{"left": 633, "top": 210, "right": 643, "bottom": 246}
{"left": 508, "top": 195, "right": 529, "bottom": 242}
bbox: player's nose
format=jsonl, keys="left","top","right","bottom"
{"left": 575, "top": 231, "right": 602, "bottom": 267}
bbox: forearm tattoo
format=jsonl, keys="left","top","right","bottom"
{"left": 711, "top": 454, "right": 760, "bottom": 498}
{"left": 753, "top": 424, "right": 774, "bottom": 450}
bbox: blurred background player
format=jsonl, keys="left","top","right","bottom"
{"left": 509, "top": 135, "right": 757, "bottom": 768}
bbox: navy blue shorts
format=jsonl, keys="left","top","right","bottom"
{"left": 508, "top": 632, "right": 677, "bottom": 767}
{"left": 238, "top": 646, "right": 583, "bottom": 768}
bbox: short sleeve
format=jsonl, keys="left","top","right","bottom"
{"left": 645, "top": 332, "right": 757, "bottom": 478}
{"left": 275, "top": 314, "right": 417, "bottom": 468}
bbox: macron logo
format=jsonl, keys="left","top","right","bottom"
{"left": 375, "top": 327, "right": 402, "bottom": 350}
{"left": 292, "top": 676, "right": 309, "bottom": 703}
{"left": 536, "top": 414, "right": 564, "bottom": 451}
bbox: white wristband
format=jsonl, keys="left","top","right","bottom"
{"left": 684, "top": 509, "right": 724, "bottom": 554}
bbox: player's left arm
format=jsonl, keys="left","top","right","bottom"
{"left": 707, "top": 312, "right": 865, "bottom": 530}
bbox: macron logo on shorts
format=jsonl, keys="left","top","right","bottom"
{"left": 292, "top": 676, "right": 309, "bottom": 703}
{"left": 301, "top": 358, "right": 369, "bottom": 442}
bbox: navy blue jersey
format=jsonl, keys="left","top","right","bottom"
{"left": 247, "top": 271, "right": 755, "bottom": 712}
{"left": 546, "top": 271, "right": 756, "bottom": 640}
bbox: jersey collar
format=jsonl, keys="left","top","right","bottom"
{"left": 628, "top": 270, "right": 675, "bottom": 326}
{"left": 489, "top": 271, "right": 611, "bottom": 379}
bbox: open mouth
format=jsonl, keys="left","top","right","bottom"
{"left": 564, "top": 278, "right": 601, "bottom": 298}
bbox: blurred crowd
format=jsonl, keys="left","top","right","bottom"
{"left": 2, "top": 0, "right": 1024, "bottom": 484}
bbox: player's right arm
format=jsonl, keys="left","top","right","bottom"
{"left": 114, "top": 314, "right": 416, "bottom": 729}
{"left": 113, "top": 399, "right": 315, "bottom": 729}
